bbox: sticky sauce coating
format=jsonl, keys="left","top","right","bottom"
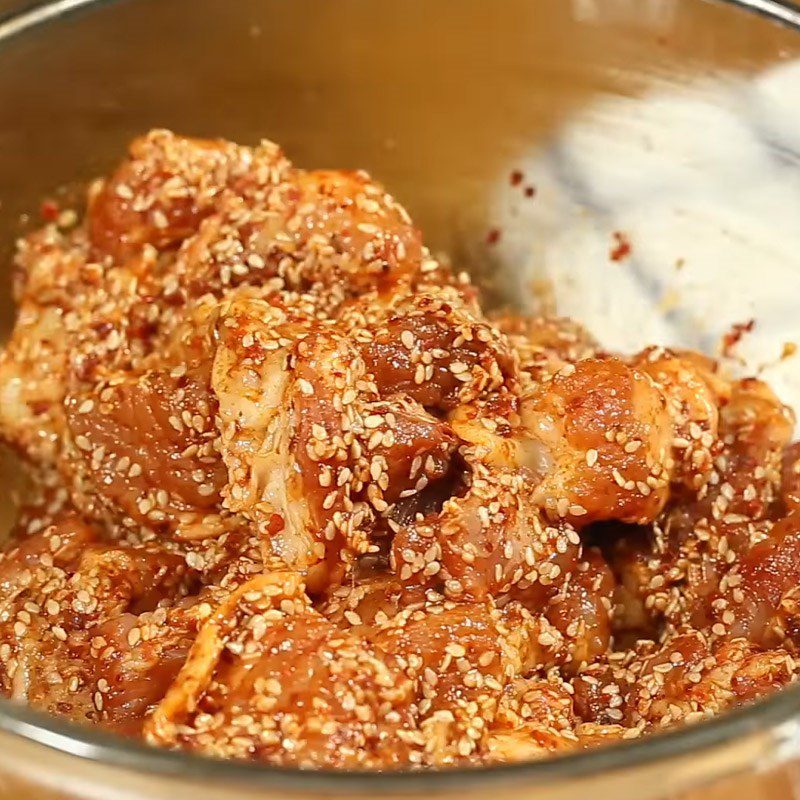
{"left": 0, "top": 130, "right": 798, "bottom": 768}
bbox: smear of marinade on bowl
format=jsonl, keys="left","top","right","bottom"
{"left": 0, "top": 130, "right": 798, "bottom": 768}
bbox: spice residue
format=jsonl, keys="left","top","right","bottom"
{"left": 39, "top": 199, "right": 60, "bottom": 222}
{"left": 609, "top": 231, "right": 631, "bottom": 262}
{"left": 722, "top": 319, "right": 756, "bottom": 358}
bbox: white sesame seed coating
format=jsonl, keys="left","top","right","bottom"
{"left": 0, "top": 130, "right": 797, "bottom": 768}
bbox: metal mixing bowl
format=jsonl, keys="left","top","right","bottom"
{"left": 1, "top": 1, "right": 800, "bottom": 798}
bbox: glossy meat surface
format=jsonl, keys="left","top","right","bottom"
{"left": 0, "top": 130, "right": 798, "bottom": 768}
